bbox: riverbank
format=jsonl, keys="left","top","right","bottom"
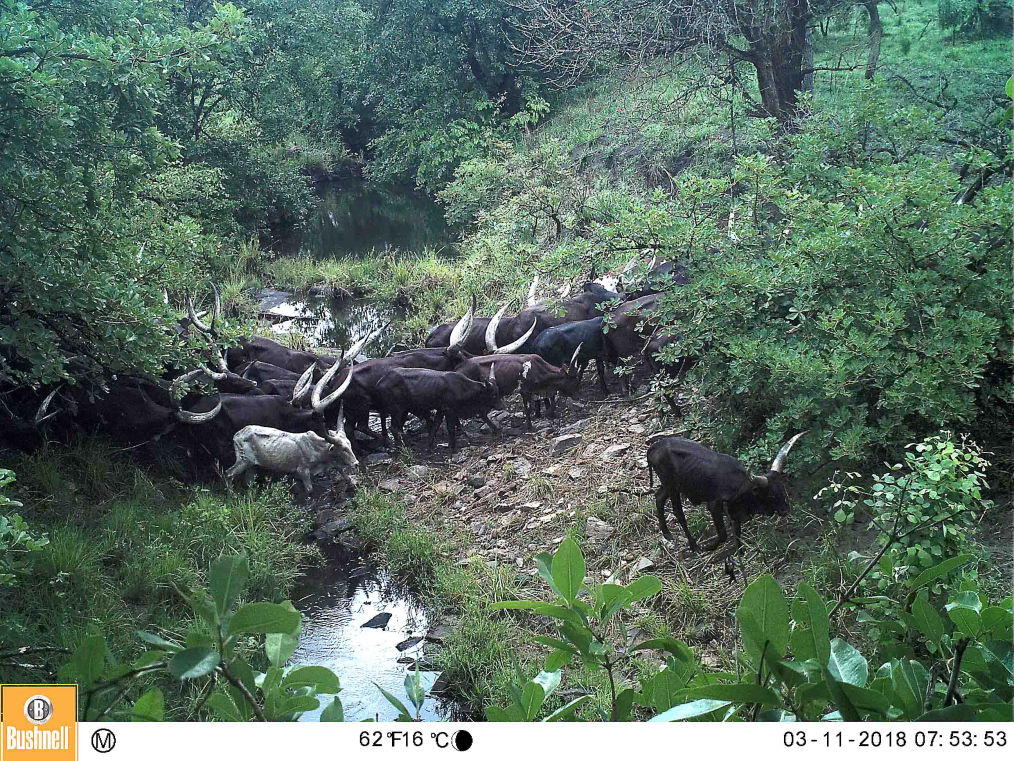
{"left": 0, "top": 442, "right": 316, "bottom": 717}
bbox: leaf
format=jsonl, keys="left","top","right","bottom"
{"left": 520, "top": 680, "right": 546, "bottom": 721}
{"left": 227, "top": 601, "right": 301, "bottom": 637}
{"left": 910, "top": 591, "right": 944, "bottom": 646}
{"left": 375, "top": 684, "right": 411, "bottom": 718}
{"left": 533, "top": 552, "right": 562, "bottom": 596}
{"left": 823, "top": 667, "right": 861, "bottom": 722}
{"left": 70, "top": 635, "right": 107, "bottom": 688}
{"left": 790, "top": 582, "right": 831, "bottom": 665}
{"left": 531, "top": 669, "right": 561, "bottom": 701}
{"left": 945, "top": 591, "right": 982, "bottom": 638}
{"left": 904, "top": 554, "right": 973, "bottom": 603}
{"left": 405, "top": 666, "right": 425, "bottom": 712}
{"left": 827, "top": 638, "right": 868, "bottom": 686}
{"left": 209, "top": 555, "right": 249, "bottom": 619}
{"left": 624, "top": 575, "right": 662, "bottom": 602}
{"left": 551, "top": 537, "right": 585, "bottom": 604}
{"left": 889, "top": 659, "right": 930, "bottom": 720}
{"left": 168, "top": 646, "right": 220, "bottom": 680}
{"left": 131, "top": 688, "right": 164, "bottom": 721}
{"left": 319, "top": 696, "right": 344, "bottom": 722}
{"left": 650, "top": 699, "right": 731, "bottom": 722}
{"left": 137, "top": 630, "right": 183, "bottom": 652}
{"left": 205, "top": 692, "right": 242, "bottom": 722}
{"left": 737, "top": 574, "right": 789, "bottom": 665}
{"left": 683, "top": 683, "right": 780, "bottom": 705}
{"left": 265, "top": 632, "right": 299, "bottom": 667}
{"left": 543, "top": 695, "right": 592, "bottom": 721}
{"left": 283, "top": 666, "right": 340, "bottom": 694}
{"left": 634, "top": 638, "right": 696, "bottom": 664}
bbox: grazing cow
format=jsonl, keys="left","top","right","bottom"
{"left": 375, "top": 365, "right": 502, "bottom": 451}
{"left": 646, "top": 433, "right": 807, "bottom": 551}
{"left": 455, "top": 352, "right": 580, "bottom": 430}
{"left": 531, "top": 317, "right": 609, "bottom": 395}
{"left": 226, "top": 424, "right": 358, "bottom": 492}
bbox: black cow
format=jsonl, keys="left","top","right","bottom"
{"left": 602, "top": 294, "right": 660, "bottom": 394}
{"left": 374, "top": 365, "right": 502, "bottom": 451}
{"left": 226, "top": 336, "right": 337, "bottom": 374}
{"left": 646, "top": 433, "right": 807, "bottom": 551}
{"left": 531, "top": 317, "right": 609, "bottom": 395}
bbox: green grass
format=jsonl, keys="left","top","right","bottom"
{"left": 0, "top": 442, "right": 315, "bottom": 693}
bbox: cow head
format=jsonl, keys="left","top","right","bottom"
{"left": 558, "top": 343, "right": 584, "bottom": 397}
{"left": 485, "top": 363, "right": 504, "bottom": 409}
{"left": 324, "top": 406, "right": 358, "bottom": 472}
{"left": 743, "top": 432, "right": 808, "bottom": 517}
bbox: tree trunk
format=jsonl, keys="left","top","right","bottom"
{"left": 802, "top": 27, "right": 815, "bottom": 92}
{"left": 743, "top": 0, "right": 811, "bottom": 128}
{"left": 865, "top": 0, "right": 883, "bottom": 81}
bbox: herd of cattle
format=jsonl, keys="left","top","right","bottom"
{"left": 22, "top": 259, "right": 806, "bottom": 553}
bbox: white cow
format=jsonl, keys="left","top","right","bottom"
{"left": 225, "top": 424, "right": 358, "bottom": 492}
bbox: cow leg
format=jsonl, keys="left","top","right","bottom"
{"left": 546, "top": 394, "right": 557, "bottom": 419}
{"left": 669, "top": 492, "right": 700, "bottom": 552}
{"left": 392, "top": 412, "right": 407, "bottom": 448}
{"left": 702, "top": 502, "right": 728, "bottom": 551}
{"left": 596, "top": 358, "right": 609, "bottom": 396}
{"left": 447, "top": 415, "right": 463, "bottom": 451}
{"left": 520, "top": 393, "right": 533, "bottom": 431}
{"left": 655, "top": 486, "right": 674, "bottom": 541}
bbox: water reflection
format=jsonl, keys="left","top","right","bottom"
{"left": 264, "top": 293, "right": 404, "bottom": 357}
{"left": 290, "top": 552, "right": 449, "bottom": 722}
{"left": 274, "top": 180, "right": 451, "bottom": 259}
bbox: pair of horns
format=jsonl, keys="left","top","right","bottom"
{"left": 750, "top": 431, "right": 808, "bottom": 487}
{"left": 306, "top": 322, "right": 385, "bottom": 411}
{"left": 485, "top": 304, "right": 537, "bottom": 354}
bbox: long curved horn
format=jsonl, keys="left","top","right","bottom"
{"left": 170, "top": 369, "right": 209, "bottom": 400}
{"left": 485, "top": 304, "right": 510, "bottom": 352}
{"left": 210, "top": 284, "right": 221, "bottom": 331}
{"left": 770, "top": 431, "right": 807, "bottom": 473}
{"left": 493, "top": 318, "right": 536, "bottom": 354}
{"left": 35, "top": 386, "right": 61, "bottom": 425}
{"left": 448, "top": 295, "right": 476, "bottom": 350}
{"left": 346, "top": 320, "right": 389, "bottom": 361}
{"left": 291, "top": 364, "right": 315, "bottom": 405}
{"left": 312, "top": 356, "right": 353, "bottom": 412}
{"left": 526, "top": 276, "right": 539, "bottom": 307}
{"left": 569, "top": 342, "right": 584, "bottom": 367}
{"left": 176, "top": 398, "right": 222, "bottom": 424}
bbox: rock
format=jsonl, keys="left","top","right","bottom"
{"left": 365, "top": 452, "right": 393, "bottom": 466}
{"left": 471, "top": 520, "right": 490, "bottom": 537}
{"left": 429, "top": 672, "right": 452, "bottom": 694}
{"left": 449, "top": 451, "right": 469, "bottom": 464}
{"left": 582, "top": 444, "right": 599, "bottom": 458}
{"left": 562, "top": 418, "right": 593, "bottom": 433}
{"left": 634, "top": 557, "right": 655, "bottom": 572}
{"left": 361, "top": 612, "right": 392, "bottom": 629}
{"left": 586, "top": 516, "right": 614, "bottom": 542}
{"left": 596, "top": 485, "right": 608, "bottom": 495}
{"left": 395, "top": 636, "right": 425, "bottom": 652}
{"left": 466, "top": 474, "right": 486, "bottom": 488}
{"left": 543, "top": 465, "right": 562, "bottom": 476}
{"left": 601, "top": 443, "right": 631, "bottom": 459}
{"left": 397, "top": 656, "right": 440, "bottom": 670}
{"left": 378, "top": 478, "right": 400, "bottom": 492}
{"left": 521, "top": 501, "right": 542, "bottom": 510}
{"left": 510, "top": 457, "right": 532, "bottom": 477}
{"left": 320, "top": 518, "right": 352, "bottom": 536}
{"left": 549, "top": 433, "right": 583, "bottom": 455}
{"left": 628, "top": 424, "right": 646, "bottom": 435}
{"left": 406, "top": 465, "right": 431, "bottom": 479}
{"left": 568, "top": 467, "right": 586, "bottom": 480}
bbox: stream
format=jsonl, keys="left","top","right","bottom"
{"left": 268, "top": 181, "right": 462, "bottom": 721}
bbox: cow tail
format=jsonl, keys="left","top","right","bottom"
{"left": 647, "top": 459, "right": 654, "bottom": 489}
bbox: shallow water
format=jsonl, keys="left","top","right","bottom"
{"left": 274, "top": 179, "right": 451, "bottom": 259}
{"left": 289, "top": 549, "right": 452, "bottom": 722}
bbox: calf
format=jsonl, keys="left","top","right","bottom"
{"left": 226, "top": 424, "right": 358, "bottom": 492}
{"left": 646, "top": 433, "right": 806, "bottom": 551}
{"left": 375, "top": 365, "right": 502, "bottom": 451}
{"left": 456, "top": 353, "right": 579, "bottom": 430}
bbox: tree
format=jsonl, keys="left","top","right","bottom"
{"left": 512, "top": 0, "right": 858, "bottom": 127}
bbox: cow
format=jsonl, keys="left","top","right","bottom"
{"left": 646, "top": 432, "right": 807, "bottom": 552}
{"left": 374, "top": 364, "right": 502, "bottom": 451}
{"left": 225, "top": 424, "right": 358, "bottom": 492}
{"left": 225, "top": 336, "right": 339, "bottom": 374}
{"left": 602, "top": 293, "right": 660, "bottom": 394}
{"left": 530, "top": 316, "right": 609, "bottom": 395}
{"left": 175, "top": 344, "right": 357, "bottom": 464}
{"left": 425, "top": 317, "right": 493, "bottom": 355}
{"left": 455, "top": 351, "right": 580, "bottom": 430}
{"left": 621, "top": 258, "right": 690, "bottom": 299}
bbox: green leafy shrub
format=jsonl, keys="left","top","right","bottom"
{"left": 0, "top": 470, "right": 49, "bottom": 588}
